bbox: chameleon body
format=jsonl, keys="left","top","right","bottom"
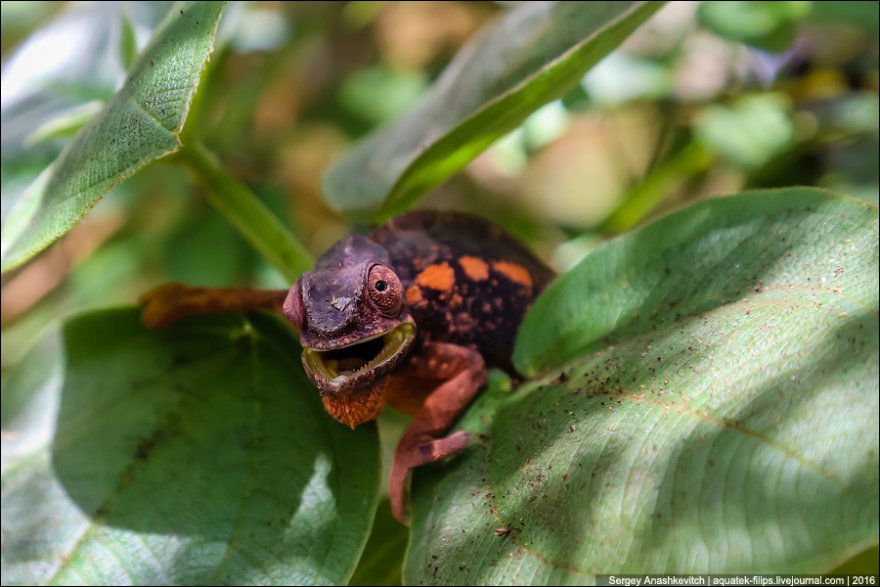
{"left": 141, "top": 211, "right": 554, "bottom": 523}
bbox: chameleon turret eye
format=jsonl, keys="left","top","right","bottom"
{"left": 367, "top": 265, "right": 402, "bottom": 315}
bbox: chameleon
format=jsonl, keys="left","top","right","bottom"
{"left": 141, "top": 211, "right": 555, "bottom": 523}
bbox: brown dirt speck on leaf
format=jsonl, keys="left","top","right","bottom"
{"left": 135, "top": 428, "right": 168, "bottom": 460}
{"left": 552, "top": 371, "right": 569, "bottom": 384}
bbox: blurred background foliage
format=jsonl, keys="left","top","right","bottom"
{"left": 1, "top": 0, "right": 878, "bottom": 371}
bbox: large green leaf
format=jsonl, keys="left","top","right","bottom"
{"left": 1, "top": 2, "right": 225, "bottom": 273}
{"left": 323, "top": 1, "right": 666, "bottom": 220}
{"left": 406, "top": 189, "right": 878, "bottom": 583}
{"left": 1, "top": 309, "right": 379, "bottom": 585}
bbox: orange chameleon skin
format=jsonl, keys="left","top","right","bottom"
{"left": 141, "top": 211, "right": 554, "bottom": 524}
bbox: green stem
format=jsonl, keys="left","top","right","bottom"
{"left": 600, "top": 141, "right": 714, "bottom": 236}
{"left": 177, "top": 142, "right": 313, "bottom": 281}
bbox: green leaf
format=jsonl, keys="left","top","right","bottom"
{"left": 407, "top": 189, "right": 878, "bottom": 582}
{"left": 119, "top": 12, "right": 138, "bottom": 71}
{"left": 1, "top": 2, "right": 226, "bottom": 273}
{"left": 24, "top": 101, "right": 104, "bottom": 147}
{"left": 698, "top": 1, "right": 811, "bottom": 53}
{"left": 339, "top": 65, "right": 428, "bottom": 126}
{"left": 348, "top": 499, "right": 407, "bottom": 586}
{"left": 323, "top": 1, "right": 666, "bottom": 220}
{"left": 809, "top": 1, "right": 880, "bottom": 32}
{"left": 695, "top": 94, "right": 795, "bottom": 171}
{"left": 1, "top": 309, "right": 380, "bottom": 585}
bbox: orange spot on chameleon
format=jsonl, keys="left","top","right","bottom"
{"left": 406, "top": 285, "right": 425, "bottom": 306}
{"left": 492, "top": 260, "right": 533, "bottom": 290}
{"left": 458, "top": 255, "right": 489, "bottom": 281}
{"left": 415, "top": 262, "right": 455, "bottom": 291}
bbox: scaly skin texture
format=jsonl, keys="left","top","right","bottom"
{"left": 140, "top": 211, "right": 555, "bottom": 524}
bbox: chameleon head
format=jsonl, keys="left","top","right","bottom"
{"left": 283, "top": 235, "right": 416, "bottom": 428}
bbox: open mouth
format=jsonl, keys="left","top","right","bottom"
{"left": 302, "top": 322, "right": 415, "bottom": 391}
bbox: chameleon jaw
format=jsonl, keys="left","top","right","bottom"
{"left": 301, "top": 321, "right": 416, "bottom": 395}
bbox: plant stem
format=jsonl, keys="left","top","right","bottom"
{"left": 600, "top": 141, "right": 714, "bottom": 236}
{"left": 177, "top": 142, "right": 313, "bottom": 281}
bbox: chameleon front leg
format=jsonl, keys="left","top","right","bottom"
{"left": 140, "top": 283, "right": 288, "bottom": 328}
{"left": 388, "top": 342, "right": 486, "bottom": 524}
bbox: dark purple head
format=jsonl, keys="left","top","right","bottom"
{"left": 283, "top": 235, "right": 415, "bottom": 427}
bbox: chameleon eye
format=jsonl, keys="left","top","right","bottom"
{"left": 368, "top": 265, "right": 402, "bottom": 315}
